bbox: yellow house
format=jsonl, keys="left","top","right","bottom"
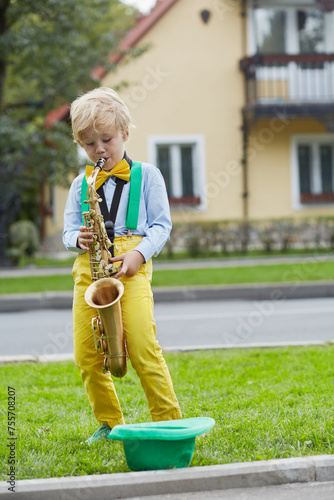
{"left": 45, "top": 0, "right": 334, "bottom": 252}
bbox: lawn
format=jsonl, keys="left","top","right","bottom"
{"left": 1, "top": 345, "right": 334, "bottom": 480}
{"left": 17, "top": 246, "right": 334, "bottom": 268}
{"left": 1, "top": 259, "right": 334, "bottom": 294}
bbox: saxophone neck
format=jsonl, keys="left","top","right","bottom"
{"left": 87, "top": 158, "right": 106, "bottom": 188}
{"left": 95, "top": 158, "right": 106, "bottom": 171}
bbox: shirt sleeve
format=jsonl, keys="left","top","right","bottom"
{"left": 134, "top": 165, "right": 172, "bottom": 262}
{"left": 62, "top": 174, "right": 86, "bottom": 254}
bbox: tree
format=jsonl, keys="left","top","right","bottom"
{"left": 0, "top": 0, "right": 137, "bottom": 265}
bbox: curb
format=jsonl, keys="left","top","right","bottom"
{"left": 0, "top": 353, "right": 75, "bottom": 364}
{"left": 0, "top": 340, "right": 333, "bottom": 366}
{"left": 1, "top": 281, "right": 334, "bottom": 312}
{"left": 0, "top": 292, "right": 73, "bottom": 312}
{"left": 1, "top": 455, "right": 334, "bottom": 499}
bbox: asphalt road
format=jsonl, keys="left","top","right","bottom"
{"left": 1, "top": 297, "right": 334, "bottom": 358}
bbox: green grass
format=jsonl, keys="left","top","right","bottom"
{"left": 18, "top": 246, "right": 334, "bottom": 267}
{"left": 1, "top": 346, "right": 334, "bottom": 480}
{"left": 152, "top": 260, "right": 334, "bottom": 287}
{"left": 0, "top": 275, "right": 74, "bottom": 294}
{"left": 18, "top": 255, "right": 76, "bottom": 268}
{"left": 1, "top": 259, "right": 334, "bottom": 294}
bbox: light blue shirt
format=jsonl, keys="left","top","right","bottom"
{"left": 62, "top": 161, "right": 172, "bottom": 263}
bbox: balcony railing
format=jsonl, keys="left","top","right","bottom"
{"left": 240, "top": 53, "right": 334, "bottom": 106}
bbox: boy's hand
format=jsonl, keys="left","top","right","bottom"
{"left": 109, "top": 250, "right": 145, "bottom": 278}
{"left": 77, "top": 226, "right": 94, "bottom": 251}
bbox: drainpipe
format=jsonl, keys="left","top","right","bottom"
{"left": 241, "top": 113, "right": 249, "bottom": 220}
{"left": 240, "top": 0, "right": 249, "bottom": 250}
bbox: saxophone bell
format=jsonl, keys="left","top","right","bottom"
{"left": 85, "top": 277, "right": 127, "bottom": 378}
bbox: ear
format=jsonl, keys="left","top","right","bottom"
{"left": 122, "top": 127, "right": 129, "bottom": 142}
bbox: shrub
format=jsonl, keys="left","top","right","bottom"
{"left": 7, "top": 220, "right": 40, "bottom": 265}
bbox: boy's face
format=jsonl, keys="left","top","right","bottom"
{"left": 81, "top": 125, "right": 129, "bottom": 171}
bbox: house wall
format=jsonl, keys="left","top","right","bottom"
{"left": 43, "top": 185, "right": 71, "bottom": 253}
{"left": 102, "top": 0, "right": 246, "bottom": 222}
{"left": 48, "top": 0, "right": 334, "bottom": 253}
{"left": 247, "top": 118, "right": 334, "bottom": 219}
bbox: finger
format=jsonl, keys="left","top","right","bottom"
{"left": 80, "top": 238, "right": 93, "bottom": 248}
{"left": 79, "top": 242, "right": 90, "bottom": 251}
{"left": 115, "top": 263, "right": 128, "bottom": 279}
{"left": 78, "top": 235, "right": 93, "bottom": 251}
{"left": 115, "top": 268, "right": 125, "bottom": 278}
{"left": 109, "top": 254, "right": 126, "bottom": 263}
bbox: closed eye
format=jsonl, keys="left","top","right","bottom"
{"left": 103, "top": 138, "right": 112, "bottom": 143}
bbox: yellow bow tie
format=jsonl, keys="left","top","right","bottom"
{"left": 85, "top": 158, "right": 131, "bottom": 189}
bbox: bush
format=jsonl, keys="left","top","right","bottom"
{"left": 7, "top": 220, "right": 40, "bottom": 265}
{"left": 162, "top": 216, "right": 334, "bottom": 258}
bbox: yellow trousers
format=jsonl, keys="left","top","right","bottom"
{"left": 72, "top": 235, "right": 182, "bottom": 428}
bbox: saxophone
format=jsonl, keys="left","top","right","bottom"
{"left": 83, "top": 158, "right": 127, "bottom": 378}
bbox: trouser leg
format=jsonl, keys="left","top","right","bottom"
{"left": 120, "top": 267, "right": 182, "bottom": 421}
{"left": 72, "top": 254, "right": 124, "bottom": 428}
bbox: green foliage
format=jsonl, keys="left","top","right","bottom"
{"left": 7, "top": 220, "right": 40, "bottom": 264}
{"left": 0, "top": 346, "right": 334, "bottom": 479}
{"left": 0, "top": 0, "right": 138, "bottom": 261}
{"left": 1, "top": 0, "right": 137, "bottom": 112}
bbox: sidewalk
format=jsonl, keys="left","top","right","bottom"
{"left": 1, "top": 455, "right": 334, "bottom": 499}
{"left": 1, "top": 253, "right": 334, "bottom": 277}
{"left": 1, "top": 254, "right": 334, "bottom": 311}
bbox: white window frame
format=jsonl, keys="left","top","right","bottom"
{"left": 247, "top": 0, "right": 334, "bottom": 56}
{"left": 247, "top": 1, "right": 334, "bottom": 102}
{"left": 147, "top": 135, "right": 207, "bottom": 211}
{"left": 291, "top": 134, "right": 334, "bottom": 210}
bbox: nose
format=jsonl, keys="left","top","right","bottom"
{"left": 96, "top": 140, "right": 105, "bottom": 154}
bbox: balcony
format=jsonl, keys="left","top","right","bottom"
{"left": 240, "top": 53, "right": 334, "bottom": 126}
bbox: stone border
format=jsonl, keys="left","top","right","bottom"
{"left": 1, "top": 281, "right": 334, "bottom": 312}
{"left": 1, "top": 455, "right": 333, "bottom": 499}
{"left": 1, "top": 340, "right": 333, "bottom": 366}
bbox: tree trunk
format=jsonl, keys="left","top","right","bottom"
{"left": 0, "top": 0, "right": 10, "bottom": 110}
{"left": 0, "top": 1, "right": 11, "bottom": 265}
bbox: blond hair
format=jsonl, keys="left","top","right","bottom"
{"left": 70, "top": 87, "right": 133, "bottom": 146}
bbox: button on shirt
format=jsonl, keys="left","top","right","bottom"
{"left": 63, "top": 162, "right": 172, "bottom": 263}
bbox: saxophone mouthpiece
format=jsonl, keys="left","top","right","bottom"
{"left": 95, "top": 158, "right": 106, "bottom": 171}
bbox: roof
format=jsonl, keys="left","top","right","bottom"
{"left": 45, "top": 103, "right": 70, "bottom": 128}
{"left": 92, "top": 0, "right": 179, "bottom": 79}
{"left": 47, "top": 0, "right": 179, "bottom": 126}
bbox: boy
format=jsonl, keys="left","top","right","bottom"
{"left": 63, "top": 87, "right": 182, "bottom": 444}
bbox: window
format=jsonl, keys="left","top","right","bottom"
{"left": 320, "top": 145, "right": 333, "bottom": 193}
{"left": 254, "top": 9, "right": 286, "bottom": 53}
{"left": 148, "top": 135, "right": 206, "bottom": 209}
{"left": 292, "top": 135, "right": 334, "bottom": 207}
{"left": 249, "top": 3, "right": 333, "bottom": 101}
{"left": 298, "top": 145, "right": 312, "bottom": 195}
{"left": 251, "top": 4, "right": 328, "bottom": 56}
{"left": 297, "top": 9, "right": 325, "bottom": 54}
